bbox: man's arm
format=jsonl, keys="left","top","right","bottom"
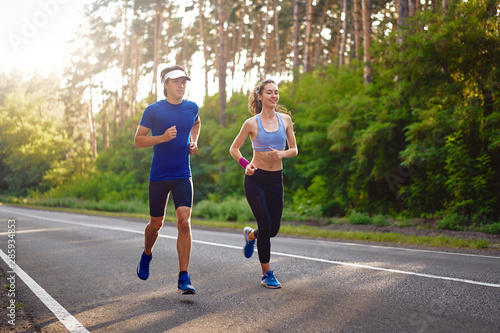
{"left": 191, "top": 117, "right": 201, "bottom": 144}
{"left": 134, "top": 125, "right": 177, "bottom": 148}
{"left": 189, "top": 117, "right": 201, "bottom": 154}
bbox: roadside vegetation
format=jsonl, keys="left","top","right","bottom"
{"left": 2, "top": 198, "right": 498, "bottom": 252}
{"left": 1, "top": 1, "right": 499, "bottom": 248}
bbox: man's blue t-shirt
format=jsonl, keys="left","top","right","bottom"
{"left": 139, "top": 99, "right": 199, "bottom": 181}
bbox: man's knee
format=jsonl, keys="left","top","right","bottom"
{"left": 149, "top": 216, "right": 164, "bottom": 231}
{"left": 176, "top": 207, "right": 192, "bottom": 235}
{"left": 177, "top": 218, "right": 191, "bottom": 235}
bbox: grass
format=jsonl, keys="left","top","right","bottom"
{"left": 1, "top": 202, "right": 497, "bottom": 252}
{"left": 278, "top": 225, "right": 491, "bottom": 250}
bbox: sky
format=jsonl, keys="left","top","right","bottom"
{"left": 0, "top": 0, "right": 211, "bottom": 106}
{"left": 0, "top": 0, "right": 93, "bottom": 76}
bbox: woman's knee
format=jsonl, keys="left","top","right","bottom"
{"left": 270, "top": 224, "right": 281, "bottom": 237}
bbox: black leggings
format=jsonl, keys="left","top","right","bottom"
{"left": 244, "top": 169, "right": 284, "bottom": 264}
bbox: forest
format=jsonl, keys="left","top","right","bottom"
{"left": 1, "top": 0, "right": 499, "bottom": 231}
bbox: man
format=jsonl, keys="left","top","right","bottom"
{"left": 134, "top": 65, "right": 201, "bottom": 294}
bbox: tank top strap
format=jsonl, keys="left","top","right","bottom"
{"left": 276, "top": 113, "right": 284, "bottom": 128}
{"left": 256, "top": 114, "right": 264, "bottom": 130}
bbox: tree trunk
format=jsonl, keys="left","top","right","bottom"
{"left": 273, "top": 0, "right": 281, "bottom": 74}
{"left": 362, "top": 0, "right": 371, "bottom": 84}
{"left": 409, "top": 0, "right": 416, "bottom": 16}
{"left": 102, "top": 104, "right": 109, "bottom": 150}
{"left": 398, "top": 0, "right": 409, "bottom": 44}
{"left": 264, "top": 1, "right": 272, "bottom": 74}
{"left": 198, "top": 0, "right": 209, "bottom": 98}
{"left": 229, "top": 22, "right": 239, "bottom": 90}
{"left": 129, "top": 27, "right": 141, "bottom": 118}
{"left": 180, "top": 24, "right": 192, "bottom": 67}
{"left": 119, "top": 0, "right": 129, "bottom": 128}
{"left": 87, "top": 81, "right": 97, "bottom": 160}
{"left": 245, "top": 9, "right": 261, "bottom": 79}
{"left": 398, "top": 0, "right": 409, "bottom": 26}
{"left": 313, "top": 0, "right": 329, "bottom": 68}
{"left": 353, "top": 0, "right": 362, "bottom": 61}
{"left": 292, "top": 0, "right": 300, "bottom": 77}
{"left": 329, "top": 10, "right": 342, "bottom": 61}
{"left": 164, "top": 3, "right": 173, "bottom": 64}
{"left": 151, "top": 0, "right": 164, "bottom": 100}
{"left": 304, "top": 0, "right": 314, "bottom": 72}
{"left": 339, "top": 0, "right": 348, "bottom": 66}
{"left": 218, "top": 0, "right": 226, "bottom": 128}
{"left": 235, "top": 1, "right": 246, "bottom": 74}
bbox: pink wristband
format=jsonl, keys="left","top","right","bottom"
{"left": 239, "top": 157, "right": 250, "bottom": 169}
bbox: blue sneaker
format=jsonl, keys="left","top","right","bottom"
{"left": 178, "top": 272, "right": 196, "bottom": 294}
{"left": 243, "top": 227, "right": 256, "bottom": 258}
{"left": 137, "top": 251, "right": 152, "bottom": 280}
{"left": 261, "top": 270, "right": 282, "bottom": 289}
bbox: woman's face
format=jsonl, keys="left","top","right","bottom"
{"left": 259, "top": 83, "right": 279, "bottom": 109}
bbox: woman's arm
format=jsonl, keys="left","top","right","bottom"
{"left": 230, "top": 119, "right": 258, "bottom": 175}
{"left": 267, "top": 114, "right": 298, "bottom": 160}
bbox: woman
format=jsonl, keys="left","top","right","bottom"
{"left": 229, "top": 79, "right": 298, "bottom": 288}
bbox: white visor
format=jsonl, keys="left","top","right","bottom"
{"left": 164, "top": 69, "right": 191, "bottom": 81}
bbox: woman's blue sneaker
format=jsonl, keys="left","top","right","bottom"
{"left": 137, "top": 251, "right": 152, "bottom": 280}
{"left": 261, "top": 270, "right": 282, "bottom": 289}
{"left": 243, "top": 226, "right": 256, "bottom": 258}
{"left": 178, "top": 272, "right": 196, "bottom": 294}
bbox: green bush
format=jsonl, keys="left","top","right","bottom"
{"left": 436, "top": 213, "right": 465, "bottom": 231}
{"left": 347, "top": 211, "right": 372, "bottom": 225}
{"left": 372, "top": 214, "right": 391, "bottom": 227}
{"left": 479, "top": 222, "right": 500, "bottom": 235}
{"left": 194, "top": 197, "right": 254, "bottom": 222}
{"left": 217, "top": 197, "right": 254, "bottom": 222}
{"left": 194, "top": 199, "right": 220, "bottom": 220}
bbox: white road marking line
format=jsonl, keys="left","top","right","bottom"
{"left": 2, "top": 207, "right": 500, "bottom": 289}
{"left": 0, "top": 250, "right": 90, "bottom": 333}
{"left": 270, "top": 251, "right": 500, "bottom": 288}
{"left": 307, "top": 239, "right": 500, "bottom": 259}
{"left": 3, "top": 207, "right": 499, "bottom": 260}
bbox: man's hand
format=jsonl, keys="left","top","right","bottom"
{"left": 189, "top": 142, "right": 198, "bottom": 154}
{"left": 162, "top": 126, "right": 177, "bottom": 142}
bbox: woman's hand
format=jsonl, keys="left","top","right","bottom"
{"left": 267, "top": 148, "right": 282, "bottom": 161}
{"left": 245, "top": 163, "right": 258, "bottom": 176}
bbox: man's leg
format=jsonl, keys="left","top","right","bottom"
{"left": 138, "top": 180, "right": 169, "bottom": 280}
{"left": 175, "top": 207, "right": 192, "bottom": 272}
{"left": 137, "top": 216, "right": 164, "bottom": 280}
{"left": 175, "top": 206, "right": 196, "bottom": 294}
{"left": 144, "top": 216, "right": 164, "bottom": 256}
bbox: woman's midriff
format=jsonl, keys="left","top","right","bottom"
{"left": 252, "top": 151, "right": 283, "bottom": 171}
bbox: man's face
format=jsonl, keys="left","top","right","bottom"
{"left": 165, "top": 77, "right": 188, "bottom": 101}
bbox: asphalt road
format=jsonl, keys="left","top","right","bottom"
{"left": 0, "top": 205, "right": 499, "bottom": 333}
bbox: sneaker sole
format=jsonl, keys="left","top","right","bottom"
{"left": 177, "top": 288, "right": 196, "bottom": 295}
{"left": 261, "top": 281, "right": 282, "bottom": 289}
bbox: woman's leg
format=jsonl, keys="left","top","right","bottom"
{"left": 244, "top": 173, "right": 273, "bottom": 267}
